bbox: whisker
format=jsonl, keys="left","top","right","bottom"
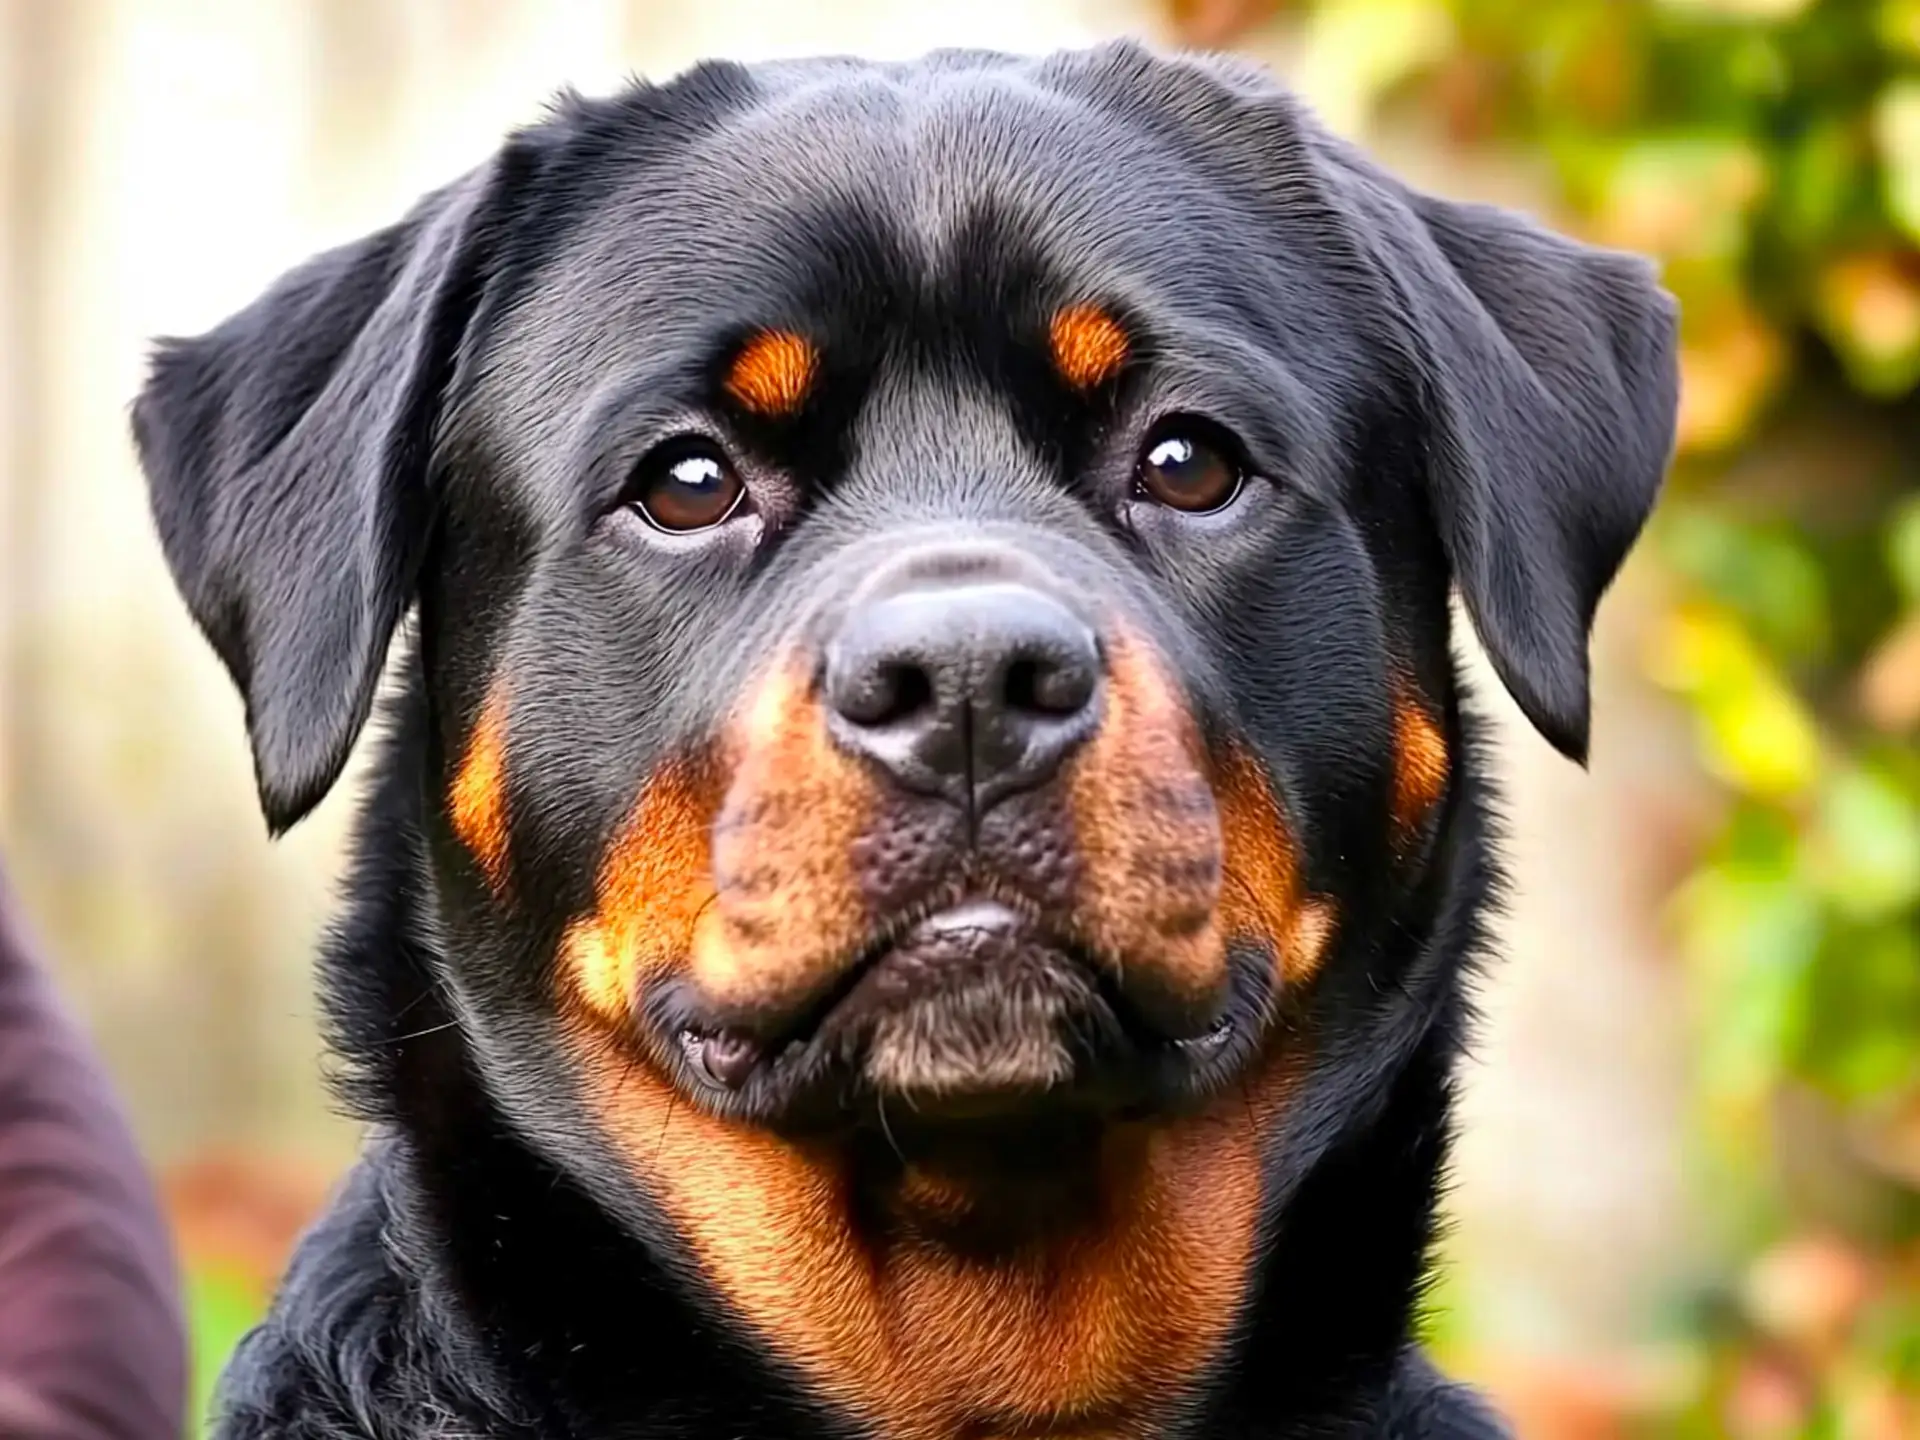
{"left": 382, "top": 1017, "right": 461, "bottom": 1047}
{"left": 386, "top": 987, "right": 435, "bottom": 1024}
{"left": 653, "top": 1087, "right": 680, "bottom": 1169}
{"left": 876, "top": 1095, "right": 907, "bottom": 1165}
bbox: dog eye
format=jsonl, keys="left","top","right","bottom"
{"left": 1135, "top": 427, "right": 1243, "bottom": 513}
{"left": 630, "top": 442, "right": 747, "bottom": 533}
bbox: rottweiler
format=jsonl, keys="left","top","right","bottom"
{"left": 132, "top": 40, "right": 1678, "bottom": 1440}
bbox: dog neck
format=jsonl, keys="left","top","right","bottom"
{"left": 567, "top": 1036, "right": 1296, "bottom": 1439}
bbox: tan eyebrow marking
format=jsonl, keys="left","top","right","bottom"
{"left": 725, "top": 330, "right": 819, "bottom": 416}
{"left": 1049, "top": 304, "right": 1130, "bottom": 390}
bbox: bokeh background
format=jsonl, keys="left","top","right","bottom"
{"left": 1, "top": 0, "right": 1916, "bottom": 1435}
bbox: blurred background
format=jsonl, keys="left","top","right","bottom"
{"left": 0, "top": 0, "right": 1916, "bottom": 1435}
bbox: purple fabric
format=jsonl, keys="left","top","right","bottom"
{"left": 0, "top": 866, "right": 186, "bottom": 1440}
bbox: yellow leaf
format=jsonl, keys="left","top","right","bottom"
{"left": 1879, "top": 0, "right": 1920, "bottom": 58}
{"left": 1589, "top": 138, "right": 1766, "bottom": 258}
{"left": 1815, "top": 251, "right": 1920, "bottom": 393}
{"left": 1703, "top": 684, "right": 1824, "bottom": 799}
{"left": 1645, "top": 602, "right": 1823, "bottom": 798}
{"left": 1291, "top": 0, "right": 1453, "bottom": 138}
{"left": 1874, "top": 80, "right": 1920, "bottom": 242}
{"left": 1742, "top": 1235, "right": 1875, "bottom": 1358}
{"left": 1858, "top": 611, "right": 1920, "bottom": 731}
{"left": 1658, "top": 0, "right": 1813, "bottom": 18}
{"left": 1676, "top": 307, "right": 1787, "bottom": 453}
{"left": 1644, "top": 600, "right": 1744, "bottom": 694}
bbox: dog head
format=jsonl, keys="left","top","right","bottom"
{"left": 134, "top": 42, "right": 1675, "bottom": 1434}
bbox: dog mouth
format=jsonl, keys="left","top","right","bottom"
{"left": 657, "top": 896, "right": 1248, "bottom": 1130}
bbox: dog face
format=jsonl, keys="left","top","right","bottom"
{"left": 134, "top": 44, "right": 1675, "bottom": 1435}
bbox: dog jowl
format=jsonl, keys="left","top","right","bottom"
{"left": 132, "top": 42, "right": 1678, "bottom": 1440}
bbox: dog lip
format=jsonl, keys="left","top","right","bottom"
{"left": 728, "top": 894, "right": 1214, "bottom": 1053}
{"left": 835, "top": 902, "right": 1076, "bottom": 1010}
{"left": 1176, "top": 1012, "right": 1235, "bottom": 1053}
{"left": 653, "top": 894, "right": 1248, "bottom": 1123}
{"left": 820, "top": 893, "right": 1053, "bottom": 1018}
{"left": 652, "top": 932, "right": 1275, "bottom": 1138}
{"left": 678, "top": 1027, "right": 763, "bottom": 1090}
{"left": 914, "top": 898, "right": 1024, "bottom": 934}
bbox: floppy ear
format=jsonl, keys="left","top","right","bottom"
{"left": 132, "top": 151, "right": 526, "bottom": 834}
{"left": 1315, "top": 135, "right": 1679, "bottom": 763}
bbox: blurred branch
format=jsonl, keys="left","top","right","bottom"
{"left": 1166, "top": 0, "right": 1293, "bottom": 48}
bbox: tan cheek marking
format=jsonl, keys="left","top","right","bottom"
{"left": 566, "top": 662, "right": 884, "bottom": 1029}
{"left": 1212, "top": 740, "right": 1329, "bottom": 982}
{"left": 1049, "top": 304, "right": 1130, "bottom": 390}
{"left": 1391, "top": 689, "right": 1449, "bottom": 840}
{"left": 725, "top": 329, "right": 818, "bottom": 416}
{"left": 1065, "top": 637, "right": 1227, "bottom": 1014}
{"left": 1284, "top": 896, "right": 1339, "bottom": 981}
{"left": 570, "top": 1014, "right": 1273, "bottom": 1439}
{"left": 450, "top": 685, "right": 511, "bottom": 893}
{"left": 567, "top": 755, "right": 726, "bottom": 1023}
{"left": 688, "top": 662, "right": 875, "bottom": 1014}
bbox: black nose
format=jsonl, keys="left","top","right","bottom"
{"left": 824, "top": 582, "right": 1103, "bottom": 811}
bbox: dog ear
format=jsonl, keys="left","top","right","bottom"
{"left": 132, "top": 150, "right": 528, "bottom": 833}
{"left": 1315, "top": 135, "right": 1679, "bottom": 763}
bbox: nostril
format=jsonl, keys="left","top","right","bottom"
{"left": 1003, "top": 657, "right": 1043, "bottom": 714}
{"left": 830, "top": 652, "right": 936, "bottom": 728}
{"left": 877, "top": 662, "right": 935, "bottom": 726}
{"left": 1039, "top": 654, "right": 1097, "bottom": 715}
{"left": 1004, "top": 650, "right": 1098, "bottom": 718}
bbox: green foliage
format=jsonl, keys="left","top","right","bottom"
{"left": 1402, "top": 0, "right": 1920, "bottom": 1129}
{"left": 183, "top": 1264, "right": 264, "bottom": 1438}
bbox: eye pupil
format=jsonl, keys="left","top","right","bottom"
{"left": 1137, "top": 428, "right": 1242, "bottom": 513}
{"left": 632, "top": 443, "right": 746, "bottom": 532}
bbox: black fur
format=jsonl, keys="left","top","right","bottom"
{"left": 131, "top": 41, "right": 1677, "bottom": 1439}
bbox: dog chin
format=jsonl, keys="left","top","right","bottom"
{"left": 839, "top": 901, "right": 1111, "bottom": 1114}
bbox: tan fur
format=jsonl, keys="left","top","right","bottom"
{"left": 449, "top": 684, "right": 512, "bottom": 894}
{"left": 567, "top": 1011, "right": 1292, "bottom": 1439}
{"left": 567, "top": 753, "right": 728, "bottom": 1021}
{"left": 565, "top": 662, "right": 881, "bottom": 1021}
{"left": 689, "top": 662, "right": 879, "bottom": 1015}
{"left": 1391, "top": 687, "right": 1448, "bottom": 842}
{"left": 725, "top": 329, "right": 819, "bottom": 416}
{"left": 1049, "top": 305, "right": 1129, "bottom": 391}
{"left": 1064, "top": 639, "right": 1229, "bottom": 1013}
{"left": 1212, "top": 739, "right": 1339, "bottom": 984}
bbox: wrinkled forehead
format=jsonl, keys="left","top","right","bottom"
{"left": 472, "top": 66, "right": 1285, "bottom": 434}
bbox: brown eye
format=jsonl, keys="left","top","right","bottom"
{"left": 1136, "top": 428, "right": 1243, "bottom": 513}
{"left": 631, "top": 442, "right": 747, "bottom": 533}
